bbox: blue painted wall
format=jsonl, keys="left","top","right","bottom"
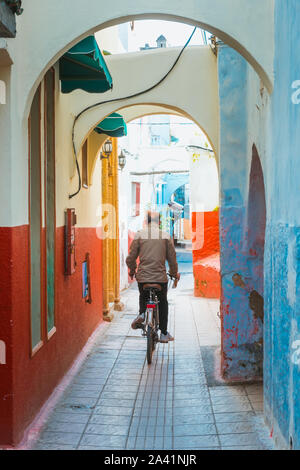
{"left": 264, "top": 0, "right": 300, "bottom": 450}
{"left": 218, "top": 46, "right": 264, "bottom": 380}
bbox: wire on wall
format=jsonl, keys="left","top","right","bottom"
{"left": 69, "top": 26, "right": 197, "bottom": 199}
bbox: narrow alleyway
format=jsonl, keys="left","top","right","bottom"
{"left": 31, "top": 271, "right": 274, "bottom": 450}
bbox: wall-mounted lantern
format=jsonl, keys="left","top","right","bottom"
{"left": 100, "top": 139, "right": 113, "bottom": 160}
{"left": 118, "top": 149, "right": 126, "bottom": 171}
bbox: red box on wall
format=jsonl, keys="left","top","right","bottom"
{"left": 64, "top": 208, "right": 77, "bottom": 275}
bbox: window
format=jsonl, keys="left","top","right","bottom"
{"left": 28, "top": 69, "right": 56, "bottom": 353}
{"left": 82, "top": 140, "right": 88, "bottom": 188}
{"left": 151, "top": 135, "right": 160, "bottom": 146}
{"left": 131, "top": 182, "right": 141, "bottom": 217}
{"left": 29, "top": 85, "right": 43, "bottom": 353}
{"left": 44, "top": 68, "right": 56, "bottom": 336}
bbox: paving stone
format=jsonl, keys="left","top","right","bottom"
{"left": 102, "top": 385, "right": 139, "bottom": 393}
{"left": 174, "top": 405, "right": 213, "bottom": 416}
{"left": 89, "top": 414, "right": 132, "bottom": 426}
{"left": 48, "top": 412, "right": 91, "bottom": 425}
{"left": 44, "top": 421, "right": 86, "bottom": 434}
{"left": 55, "top": 405, "right": 94, "bottom": 415}
{"left": 97, "top": 398, "right": 136, "bottom": 408}
{"left": 174, "top": 398, "right": 212, "bottom": 408}
{"left": 63, "top": 389, "right": 101, "bottom": 399}
{"left": 214, "top": 411, "right": 256, "bottom": 423}
{"left": 216, "top": 422, "right": 256, "bottom": 434}
{"left": 60, "top": 396, "right": 98, "bottom": 407}
{"left": 219, "top": 432, "right": 262, "bottom": 447}
{"left": 174, "top": 414, "right": 215, "bottom": 425}
{"left": 85, "top": 424, "right": 130, "bottom": 436}
{"left": 174, "top": 434, "right": 219, "bottom": 449}
{"left": 174, "top": 390, "right": 210, "bottom": 400}
{"left": 212, "top": 403, "right": 253, "bottom": 413}
{"left": 94, "top": 406, "right": 133, "bottom": 416}
{"left": 210, "top": 395, "right": 251, "bottom": 406}
{"left": 174, "top": 423, "right": 217, "bottom": 436}
{"left": 37, "top": 431, "right": 82, "bottom": 446}
{"left": 80, "top": 433, "right": 127, "bottom": 448}
{"left": 73, "top": 378, "right": 107, "bottom": 386}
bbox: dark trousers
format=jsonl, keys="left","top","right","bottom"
{"left": 138, "top": 283, "right": 168, "bottom": 335}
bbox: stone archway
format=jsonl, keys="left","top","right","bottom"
{"left": 18, "top": 0, "right": 274, "bottom": 122}
{"left": 66, "top": 46, "right": 219, "bottom": 176}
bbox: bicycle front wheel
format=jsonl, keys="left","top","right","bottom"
{"left": 147, "top": 325, "right": 154, "bottom": 365}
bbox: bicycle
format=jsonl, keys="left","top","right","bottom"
{"left": 141, "top": 274, "right": 178, "bottom": 365}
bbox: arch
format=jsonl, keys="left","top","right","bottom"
{"left": 247, "top": 144, "right": 266, "bottom": 293}
{"left": 162, "top": 174, "right": 190, "bottom": 206}
{"left": 88, "top": 103, "right": 216, "bottom": 184}
{"left": 18, "top": 0, "right": 274, "bottom": 122}
{"left": 67, "top": 46, "right": 218, "bottom": 172}
{"left": 122, "top": 106, "right": 215, "bottom": 154}
{"left": 242, "top": 143, "right": 266, "bottom": 377}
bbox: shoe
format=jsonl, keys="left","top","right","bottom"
{"left": 160, "top": 332, "right": 174, "bottom": 343}
{"left": 131, "top": 314, "right": 145, "bottom": 330}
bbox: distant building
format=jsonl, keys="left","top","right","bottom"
{"left": 140, "top": 34, "right": 167, "bottom": 51}
{"left": 156, "top": 35, "right": 167, "bottom": 48}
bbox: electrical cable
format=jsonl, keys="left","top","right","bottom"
{"left": 69, "top": 26, "right": 197, "bottom": 198}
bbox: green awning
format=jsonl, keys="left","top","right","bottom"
{"left": 59, "top": 36, "right": 113, "bottom": 94}
{"left": 94, "top": 113, "right": 127, "bottom": 138}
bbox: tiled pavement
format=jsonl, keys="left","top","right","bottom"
{"left": 32, "top": 273, "right": 274, "bottom": 450}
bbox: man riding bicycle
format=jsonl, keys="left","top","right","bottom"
{"left": 126, "top": 211, "right": 180, "bottom": 343}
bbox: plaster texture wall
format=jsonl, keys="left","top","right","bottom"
{"left": 65, "top": 46, "right": 219, "bottom": 175}
{"left": 218, "top": 45, "right": 268, "bottom": 381}
{"left": 263, "top": 0, "right": 300, "bottom": 450}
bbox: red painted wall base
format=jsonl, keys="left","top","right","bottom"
{"left": 0, "top": 225, "right": 103, "bottom": 446}
{"left": 194, "top": 253, "right": 221, "bottom": 298}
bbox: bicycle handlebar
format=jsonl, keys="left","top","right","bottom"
{"left": 130, "top": 272, "right": 180, "bottom": 288}
{"left": 168, "top": 273, "right": 180, "bottom": 289}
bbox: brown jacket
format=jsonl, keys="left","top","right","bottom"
{"left": 126, "top": 223, "right": 178, "bottom": 283}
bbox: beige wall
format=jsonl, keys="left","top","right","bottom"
{"left": 95, "top": 27, "right": 126, "bottom": 55}
{"left": 62, "top": 46, "right": 219, "bottom": 175}
{"left": 55, "top": 65, "right": 103, "bottom": 228}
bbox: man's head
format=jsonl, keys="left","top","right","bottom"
{"left": 146, "top": 211, "right": 160, "bottom": 225}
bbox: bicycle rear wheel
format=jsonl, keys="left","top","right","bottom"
{"left": 147, "top": 325, "right": 154, "bottom": 364}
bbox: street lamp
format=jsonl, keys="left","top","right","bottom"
{"left": 100, "top": 139, "right": 113, "bottom": 160}
{"left": 118, "top": 149, "right": 126, "bottom": 170}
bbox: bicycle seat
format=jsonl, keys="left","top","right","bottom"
{"left": 143, "top": 283, "right": 162, "bottom": 292}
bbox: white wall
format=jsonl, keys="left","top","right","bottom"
{"left": 189, "top": 150, "right": 219, "bottom": 213}
{"left": 95, "top": 25, "right": 127, "bottom": 54}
